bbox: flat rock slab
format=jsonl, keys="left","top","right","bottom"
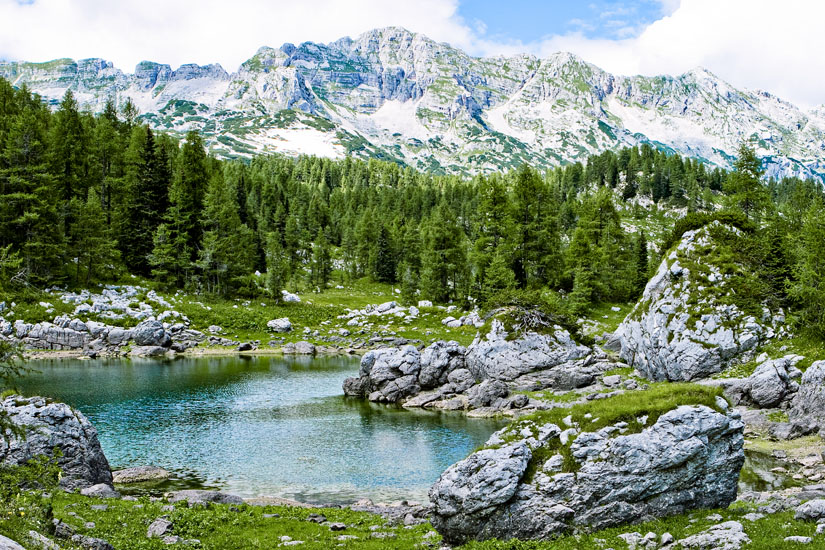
{"left": 113, "top": 466, "right": 171, "bottom": 484}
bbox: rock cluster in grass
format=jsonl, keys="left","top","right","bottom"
{"left": 0, "top": 396, "right": 114, "bottom": 491}
{"left": 343, "top": 319, "right": 618, "bottom": 414}
{"left": 615, "top": 223, "right": 787, "bottom": 382}
{"left": 428, "top": 403, "right": 745, "bottom": 544}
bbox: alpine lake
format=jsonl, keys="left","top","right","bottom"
{"left": 16, "top": 355, "right": 789, "bottom": 504}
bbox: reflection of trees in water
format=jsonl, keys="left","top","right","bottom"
{"left": 739, "top": 450, "right": 804, "bottom": 493}
{"left": 338, "top": 396, "right": 506, "bottom": 441}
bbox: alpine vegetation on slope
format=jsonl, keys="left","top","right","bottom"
{"left": 3, "top": 27, "right": 825, "bottom": 180}
{"left": 615, "top": 221, "right": 787, "bottom": 381}
{"left": 428, "top": 385, "right": 744, "bottom": 544}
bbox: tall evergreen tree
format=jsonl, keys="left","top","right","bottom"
{"left": 725, "top": 142, "right": 770, "bottom": 221}
{"left": 375, "top": 225, "right": 396, "bottom": 283}
{"left": 310, "top": 229, "right": 332, "bottom": 290}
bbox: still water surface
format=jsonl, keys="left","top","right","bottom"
{"left": 17, "top": 355, "right": 504, "bottom": 504}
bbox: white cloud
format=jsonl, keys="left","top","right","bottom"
{"left": 490, "top": 0, "right": 825, "bottom": 108}
{"left": 1, "top": 0, "right": 823, "bottom": 108}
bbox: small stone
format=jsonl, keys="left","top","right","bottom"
{"left": 147, "top": 518, "right": 173, "bottom": 538}
{"left": 784, "top": 536, "right": 812, "bottom": 544}
{"left": 327, "top": 523, "right": 346, "bottom": 531}
{"left": 306, "top": 513, "right": 326, "bottom": 524}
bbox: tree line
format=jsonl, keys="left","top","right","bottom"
{"left": 1, "top": 80, "right": 824, "bottom": 336}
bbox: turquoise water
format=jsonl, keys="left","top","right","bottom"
{"left": 17, "top": 356, "right": 504, "bottom": 504}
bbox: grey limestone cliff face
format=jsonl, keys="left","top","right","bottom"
{"left": 0, "top": 396, "right": 113, "bottom": 490}
{"left": 615, "top": 223, "right": 785, "bottom": 382}
{"left": 429, "top": 404, "right": 745, "bottom": 544}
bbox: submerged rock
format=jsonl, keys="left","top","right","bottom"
{"left": 429, "top": 405, "right": 744, "bottom": 544}
{"left": 112, "top": 466, "right": 171, "bottom": 484}
{"left": 616, "top": 223, "right": 782, "bottom": 381}
{"left": 0, "top": 396, "right": 112, "bottom": 490}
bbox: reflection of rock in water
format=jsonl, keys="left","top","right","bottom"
{"left": 738, "top": 450, "right": 803, "bottom": 492}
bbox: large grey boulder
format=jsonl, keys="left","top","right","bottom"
{"left": 0, "top": 535, "right": 25, "bottom": 550}
{"left": 724, "top": 356, "right": 800, "bottom": 408}
{"left": 418, "top": 341, "right": 466, "bottom": 389}
{"left": 616, "top": 223, "right": 782, "bottom": 381}
{"left": 790, "top": 361, "right": 825, "bottom": 432}
{"left": 266, "top": 318, "right": 292, "bottom": 333}
{"left": 429, "top": 405, "right": 744, "bottom": 544}
{"left": 465, "top": 320, "right": 590, "bottom": 382}
{"left": 0, "top": 396, "right": 113, "bottom": 490}
{"left": 343, "top": 345, "right": 421, "bottom": 402}
{"left": 795, "top": 499, "right": 825, "bottom": 521}
{"left": 131, "top": 320, "right": 171, "bottom": 347}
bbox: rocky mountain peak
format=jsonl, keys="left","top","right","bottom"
{"left": 2, "top": 28, "right": 823, "bottom": 181}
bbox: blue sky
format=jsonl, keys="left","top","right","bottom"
{"left": 456, "top": 0, "right": 670, "bottom": 42}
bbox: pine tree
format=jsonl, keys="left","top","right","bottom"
{"left": 789, "top": 204, "right": 825, "bottom": 336}
{"left": 148, "top": 224, "right": 178, "bottom": 288}
{"left": 634, "top": 231, "right": 649, "bottom": 296}
{"left": 50, "top": 90, "right": 88, "bottom": 203}
{"left": 0, "top": 101, "right": 63, "bottom": 283}
{"left": 173, "top": 130, "right": 209, "bottom": 256}
{"left": 265, "top": 231, "right": 289, "bottom": 301}
{"left": 725, "top": 142, "right": 770, "bottom": 221}
{"left": 198, "top": 172, "right": 255, "bottom": 294}
{"left": 71, "top": 189, "right": 120, "bottom": 285}
{"left": 480, "top": 251, "right": 516, "bottom": 307}
{"left": 310, "top": 229, "right": 332, "bottom": 290}
{"left": 509, "top": 165, "right": 562, "bottom": 289}
{"left": 419, "top": 205, "right": 468, "bottom": 303}
{"left": 375, "top": 225, "right": 396, "bottom": 283}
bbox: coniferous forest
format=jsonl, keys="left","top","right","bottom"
{"left": 2, "top": 78, "right": 825, "bottom": 336}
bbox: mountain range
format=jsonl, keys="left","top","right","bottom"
{"left": 2, "top": 26, "right": 824, "bottom": 180}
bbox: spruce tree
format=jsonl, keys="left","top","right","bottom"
{"left": 634, "top": 231, "right": 649, "bottom": 296}
{"left": 265, "top": 231, "right": 289, "bottom": 301}
{"left": 310, "top": 229, "right": 332, "bottom": 290}
{"left": 71, "top": 189, "right": 120, "bottom": 285}
{"left": 375, "top": 225, "right": 396, "bottom": 283}
{"left": 480, "top": 251, "right": 516, "bottom": 307}
{"left": 725, "top": 142, "right": 770, "bottom": 221}
{"left": 789, "top": 204, "right": 825, "bottom": 336}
